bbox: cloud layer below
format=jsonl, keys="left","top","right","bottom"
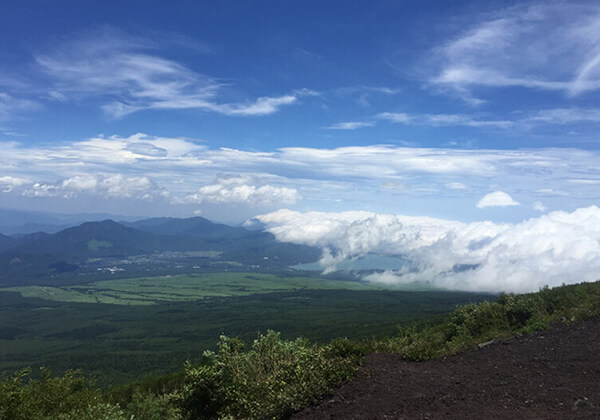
{"left": 256, "top": 207, "right": 600, "bottom": 293}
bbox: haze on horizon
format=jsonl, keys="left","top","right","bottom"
{"left": 1, "top": 1, "right": 600, "bottom": 292}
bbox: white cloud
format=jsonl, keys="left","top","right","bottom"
{"left": 35, "top": 28, "right": 304, "bottom": 117}
{"left": 23, "top": 174, "right": 160, "bottom": 200}
{"left": 210, "top": 95, "right": 298, "bottom": 116}
{"left": 375, "top": 107, "right": 600, "bottom": 131}
{"left": 377, "top": 112, "right": 412, "bottom": 123}
{"left": 448, "top": 182, "right": 466, "bottom": 190}
{"left": 256, "top": 207, "right": 600, "bottom": 293}
{"left": 430, "top": 3, "right": 600, "bottom": 99}
{"left": 0, "top": 176, "right": 28, "bottom": 192}
{"left": 23, "top": 183, "right": 59, "bottom": 198}
{"left": 0, "top": 92, "right": 39, "bottom": 121}
{"left": 527, "top": 108, "right": 600, "bottom": 124}
{"left": 335, "top": 86, "right": 402, "bottom": 96}
{"left": 568, "top": 178, "right": 600, "bottom": 185}
{"left": 184, "top": 175, "right": 299, "bottom": 206}
{"left": 325, "top": 121, "right": 375, "bottom": 130}
{"left": 3, "top": 134, "right": 600, "bottom": 215}
{"left": 95, "top": 174, "right": 158, "bottom": 199}
{"left": 377, "top": 112, "right": 512, "bottom": 128}
{"left": 476, "top": 191, "right": 520, "bottom": 208}
{"left": 533, "top": 201, "right": 547, "bottom": 212}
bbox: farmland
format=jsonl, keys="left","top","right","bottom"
{"left": 2, "top": 272, "right": 388, "bottom": 305}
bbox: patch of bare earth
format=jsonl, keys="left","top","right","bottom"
{"left": 292, "top": 317, "right": 600, "bottom": 419}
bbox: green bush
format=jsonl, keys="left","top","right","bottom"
{"left": 124, "top": 391, "right": 182, "bottom": 420}
{"left": 376, "top": 281, "right": 600, "bottom": 362}
{"left": 178, "top": 330, "right": 358, "bottom": 420}
{"left": 57, "top": 402, "right": 126, "bottom": 420}
{"left": 0, "top": 368, "right": 102, "bottom": 420}
{"left": 106, "top": 371, "right": 184, "bottom": 419}
{"left": 448, "top": 301, "right": 508, "bottom": 341}
{"left": 499, "top": 293, "right": 543, "bottom": 328}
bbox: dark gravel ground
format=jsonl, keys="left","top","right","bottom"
{"left": 292, "top": 317, "right": 600, "bottom": 419}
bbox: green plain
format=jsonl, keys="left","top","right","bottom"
{"left": 2, "top": 272, "right": 390, "bottom": 305}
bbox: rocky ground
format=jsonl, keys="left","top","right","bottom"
{"left": 292, "top": 317, "right": 600, "bottom": 419}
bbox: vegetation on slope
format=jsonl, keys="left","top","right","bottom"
{"left": 1, "top": 280, "right": 599, "bottom": 420}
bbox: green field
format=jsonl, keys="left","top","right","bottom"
{"left": 2, "top": 273, "right": 394, "bottom": 305}
{"left": 0, "top": 272, "right": 494, "bottom": 386}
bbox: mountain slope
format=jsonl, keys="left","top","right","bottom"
{"left": 4, "top": 220, "right": 165, "bottom": 258}
{"left": 293, "top": 316, "right": 600, "bottom": 419}
{"left": 2, "top": 218, "right": 320, "bottom": 261}
{"left": 0, "top": 233, "right": 17, "bottom": 253}
{"left": 126, "top": 216, "right": 247, "bottom": 240}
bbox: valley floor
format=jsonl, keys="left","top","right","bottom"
{"left": 293, "top": 316, "right": 600, "bottom": 419}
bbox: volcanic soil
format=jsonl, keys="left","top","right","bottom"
{"left": 292, "top": 317, "right": 600, "bottom": 419}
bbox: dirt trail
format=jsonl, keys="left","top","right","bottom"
{"left": 292, "top": 317, "right": 600, "bottom": 419}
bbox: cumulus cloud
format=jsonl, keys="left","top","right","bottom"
{"left": 476, "top": 191, "right": 520, "bottom": 208}
{"left": 23, "top": 174, "right": 162, "bottom": 200}
{"left": 184, "top": 175, "right": 300, "bottom": 206}
{"left": 23, "top": 183, "right": 59, "bottom": 198}
{"left": 256, "top": 207, "right": 600, "bottom": 293}
{"left": 0, "top": 176, "right": 28, "bottom": 192}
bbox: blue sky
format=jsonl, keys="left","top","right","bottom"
{"left": 1, "top": 0, "right": 600, "bottom": 224}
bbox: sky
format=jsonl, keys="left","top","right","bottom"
{"left": 2, "top": 1, "right": 600, "bottom": 291}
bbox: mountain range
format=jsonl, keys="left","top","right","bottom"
{"left": 0, "top": 216, "right": 320, "bottom": 286}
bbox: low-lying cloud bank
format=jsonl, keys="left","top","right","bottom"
{"left": 255, "top": 207, "right": 600, "bottom": 293}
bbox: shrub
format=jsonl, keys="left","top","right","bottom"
{"left": 499, "top": 293, "right": 544, "bottom": 328}
{"left": 448, "top": 301, "right": 508, "bottom": 340}
{"left": 124, "top": 391, "right": 182, "bottom": 420}
{"left": 0, "top": 368, "right": 102, "bottom": 420}
{"left": 57, "top": 402, "right": 126, "bottom": 420}
{"left": 179, "top": 330, "right": 358, "bottom": 420}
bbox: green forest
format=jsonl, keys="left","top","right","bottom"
{"left": 2, "top": 280, "right": 599, "bottom": 420}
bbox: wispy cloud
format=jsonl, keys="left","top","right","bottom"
{"left": 527, "top": 107, "right": 600, "bottom": 124}
{"left": 0, "top": 92, "right": 39, "bottom": 121}
{"left": 333, "top": 85, "right": 402, "bottom": 107}
{"left": 2, "top": 133, "right": 600, "bottom": 215}
{"left": 35, "top": 27, "right": 306, "bottom": 118}
{"left": 377, "top": 112, "right": 513, "bottom": 128}
{"left": 376, "top": 107, "right": 600, "bottom": 130}
{"left": 325, "top": 121, "right": 375, "bottom": 130}
{"left": 335, "top": 86, "right": 402, "bottom": 96}
{"left": 430, "top": 3, "right": 600, "bottom": 100}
